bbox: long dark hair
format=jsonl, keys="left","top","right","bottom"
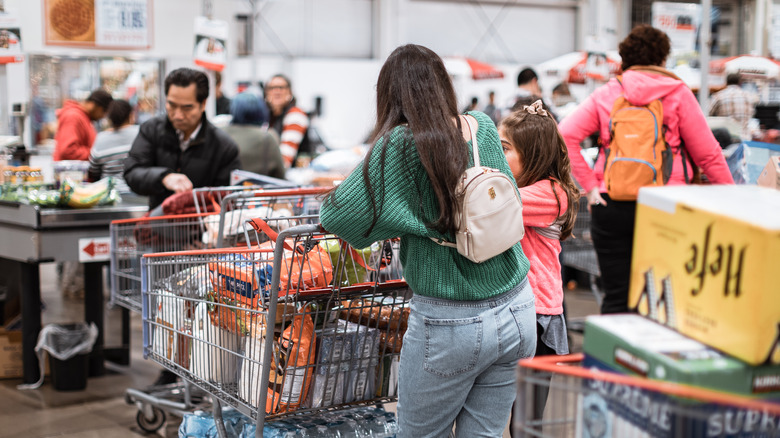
{"left": 359, "top": 44, "right": 467, "bottom": 236}
{"left": 499, "top": 107, "right": 580, "bottom": 240}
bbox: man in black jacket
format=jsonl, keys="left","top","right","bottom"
{"left": 124, "top": 68, "right": 241, "bottom": 210}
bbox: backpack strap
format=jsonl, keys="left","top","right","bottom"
{"left": 430, "top": 114, "right": 479, "bottom": 249}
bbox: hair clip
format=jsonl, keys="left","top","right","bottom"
{"left": 523, "top": 100, "right": 548, "bottom": 117}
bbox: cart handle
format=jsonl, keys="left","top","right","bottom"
{"left": 519, "top": 354, "right": 780, "bottom": 415}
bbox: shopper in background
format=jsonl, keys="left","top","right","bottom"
{"left": 462, "top": 96, "right": 479, "bottom": 113}
{"left": 124, "top": 67, "right": 241, "bottom": 211}
{"left": 483, "top": 90, "right": 500, "bottom": 125}
{"left": 558, "top": 25, "right": 734, "bottom": 314}
{"left": 222, "top": 92, "right": 285, "bottom": 179}
{"left": 87, "top": 99, "right": 138, "bottom": 193}
{"left": 499, "top": 100, "right": 580, "bottom": 432}
{"left": 265, "top": 74, "right": 310, "bottom": 168}
{"left": 513, "top": 68, "right": 542, "bottom": 101}
{"left": 551, "top": 82, "right": 578, "bottom": 120}
{"left": 320, "top": 44, "right": 536, "bottom": 438}
{"left": 215, "top": 71, "right": 232, "bottom": 116}
{"left": 52, "top": 89, "right": 113, "bottom": 161}
{"left": 708, "top": 73, "right": 758, "bottom": 140}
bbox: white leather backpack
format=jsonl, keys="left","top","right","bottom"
{"left": 432, "top": 115, "right": 525, "bottom": 263}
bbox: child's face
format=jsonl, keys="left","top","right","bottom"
{"left": 498, "top": 126, "right": 523, "bottom": 182}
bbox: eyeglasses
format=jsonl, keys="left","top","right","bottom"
{"left": 265, "top": 85, "right": 289, "bottom": 91}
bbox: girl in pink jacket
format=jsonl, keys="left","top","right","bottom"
{"left": 500, "top": 100, "right": 580, "bottom": 423}
{"left": 500, "top": 100, "right": 579, "bottom": 353}
{"left": 557, "top": 25, "right": 734, "bottom": 314}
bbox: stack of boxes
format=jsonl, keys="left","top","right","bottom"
{"left": 581, "top": 185, "right": 780, "bottom": 437}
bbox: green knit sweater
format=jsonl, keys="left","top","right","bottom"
{"left": 319, "top": 111, "right": 529, "bottom": 301}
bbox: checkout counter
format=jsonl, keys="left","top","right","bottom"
{"left": 0, "top": 195, "right": 147, "bottom": 383}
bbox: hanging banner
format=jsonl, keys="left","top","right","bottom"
{"left": 193, "top": 16, "right": 228, "bottom": 72}
{"left": 652, "top": 2, "right": 702, "bottom": 53}
{"left": 0, "top": 11, "right": 23, "bottom": 64}
{"left": 43, "top": 0, "right": 152, "bottom": 49}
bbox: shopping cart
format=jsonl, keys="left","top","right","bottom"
{"left": 110, "top": 186, "right": 329, "bottom": 433}
{"left": 141, "top": 220, "right": 407, "bottom": 437}
{"left": 561, "top": 196, "right": 602, "bottom": 307}
{"left": 514, "top": 354, "right": 780, "bottom": 438}
{"left": 110, "top": 187, "right": 328, "bottom": 312}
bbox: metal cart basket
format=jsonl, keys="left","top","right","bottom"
{"left": 110, "top": 187, "right": 328, "bottom": 313}
{"left": 141, "top": 220, "right": 408, "bottom": 436}
{"left": 514, "top": 354, "right": 780, "bottom": 438}
{"left": 109, "top": 186, "right": 329, "bottom": 433}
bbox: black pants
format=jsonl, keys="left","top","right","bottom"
{"left": 590, "top": 194, "right": 637, "bottom": 314}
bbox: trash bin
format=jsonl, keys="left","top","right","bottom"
{"left": 17, "top": 322, "right": 98, "bottom": 392}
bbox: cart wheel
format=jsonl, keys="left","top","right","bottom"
{"left": 136, "top": 407, "right": 166, "bottom": 433}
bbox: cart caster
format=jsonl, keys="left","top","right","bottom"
{"left": 136, "top": 406, "right": 166, "bottom": 433}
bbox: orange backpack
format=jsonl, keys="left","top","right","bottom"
{"left": 604, "top": 78, "right": 674, "bottom": 201}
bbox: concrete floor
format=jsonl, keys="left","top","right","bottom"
{"left": 0, "top": 263, "right": 600, "bottom": 438}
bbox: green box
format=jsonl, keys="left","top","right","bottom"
{"left": 583, "top": 314, "right": 780, "bottom": 399}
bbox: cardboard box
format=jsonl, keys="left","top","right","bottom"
{"left": 628, "top": 185, "right": 780, "bottom": 365}
{"left": 757, "top": 156, "right": 780, "bottom": 190}
{"left": 583, "top": 315, "right": 780, "bottom": 399}
{"left": 580, "top": 315, "right": 780, "bottom": 438}
{"left": 0, "top": 327, "right": 22, "bottom": 379}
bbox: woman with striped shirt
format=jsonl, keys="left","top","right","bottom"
{"left": 265, "top": 74, "right": 310, "bottom": 168}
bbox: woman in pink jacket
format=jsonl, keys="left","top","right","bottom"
{"left": 558, "top": 25, "right": 734, "bottom": 314}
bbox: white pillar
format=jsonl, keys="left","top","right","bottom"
{"left": 699, "top": 0, "right": 711, "bottom": 109}
{"left": 373, "top": 0, "right": 398, "bottom": 60}
{"left": 754, "top": 0, "right": 769, "bottom": 56}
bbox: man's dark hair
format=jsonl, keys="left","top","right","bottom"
{"left": 87, "top": 89, "right": 113, "bottom": 110}
{"left": 726, "top": 73, "right": 742, "bottom": 86}
{"left": 517, "top": 68, "right": 538, "bottom": 86}
{"left": 106, "top": 99, "right": 132, "bottom": 129}
{"left": 618, "top": 25, "right": 671, "bottom": 71}
{"left": 165, "top": 68, "right": 210, "bottom": 103}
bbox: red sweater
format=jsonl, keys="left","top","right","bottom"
{"left": 519, "top": 180, "right": 567, "bottom": 315}
{"left": 53, "top": 101, "right": 96, "bottom": 161}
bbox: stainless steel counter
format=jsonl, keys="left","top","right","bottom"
{"left": 0, "top": 197, "right": 148, "bottom": 262}
{"left": 0, "top": 196, "right": 148, "bottom": 383}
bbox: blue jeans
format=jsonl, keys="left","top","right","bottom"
{"left": 397, "top": 279, "right": 536, "bottom": 438}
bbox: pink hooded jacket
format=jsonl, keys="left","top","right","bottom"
{"left": 558, "top": 67, "right": 734, "bottom": 192}
{"left": 518, "top": 180, "right": 567, "bottom": 315}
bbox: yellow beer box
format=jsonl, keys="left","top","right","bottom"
{"left": 629, "top": 185, "right": 780, "bottom": 365}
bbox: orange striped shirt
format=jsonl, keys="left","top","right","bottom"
{"left": 278, "top": 106, "right": 309, "bottom": 167}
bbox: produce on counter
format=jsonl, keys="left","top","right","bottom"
{"left": 0, "top": 176, "right": 122, "bottom": 208}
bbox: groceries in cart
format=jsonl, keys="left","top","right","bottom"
{"left": 201, "top": 204, "right": 295, "bottom": 247}
{"left": 190, "top": 302, "right": 242, "bottom": 384}
{"left": 208, "top": 244, "right": 333, "bottom": 307}
{"left": 308, "top": 319, "right": 380, "bottom": 408}
{"left": 141, "top": 222, "right": 410, "bottom": 433}
{"left": 238, "top": 305, "right": 317, "bottom": 414}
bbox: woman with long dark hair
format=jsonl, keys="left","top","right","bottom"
{"left": 320, "top": 44, "right": 536, "bottom": 437}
